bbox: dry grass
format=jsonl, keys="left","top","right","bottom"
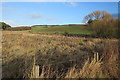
{"left": 66, "top": 40, "right": 119, "bottom": 78}
{"left": 2, "top": 31, "right": 119, "bottom": 78}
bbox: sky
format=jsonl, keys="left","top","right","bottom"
{"left": 1, "top": 0, "right": 120, "bottom": 2}
{"left": 1, "top": 2, "right": 119, "bottom": 27}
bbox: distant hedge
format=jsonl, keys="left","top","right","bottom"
{"left": 5, "top": 27, "right": 31, "bottom": 31}
{"left": 0, "top": 22, "right": 11, "bottom": 30}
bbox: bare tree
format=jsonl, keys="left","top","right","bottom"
{"left": 101, "top": 10, "right": 112, "bottom": 19}
{"left": 92, "top": 10, "right": 101, "bottom": 20}
{"left": 83, "top": 10, "right": 112, "bottom": 23}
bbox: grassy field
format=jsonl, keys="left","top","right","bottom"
{"left": 31, "top": 25, "right": 92, "bottom": 35}
{"left": 2, "top": 31, "right": 119, "bottom": 78}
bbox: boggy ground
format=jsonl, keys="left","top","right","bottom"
{"left": 2, "top": 31, "right": 119, "bottom": 78}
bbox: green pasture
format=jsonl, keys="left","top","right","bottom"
{"left": 31, "top": 25, "right": 92, "bottom": 35}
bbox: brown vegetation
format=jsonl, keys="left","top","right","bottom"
{"left": 88, "top": 18, "right": 119, "bottom": 38}
{"left": 2, "top": 31, "right": 119, "bottom": 78}
{"left": 5, "top": 27, "right": 31, "bottom": 31}
{"left": 83, "top": 10, "right": 112, "bottom": 23}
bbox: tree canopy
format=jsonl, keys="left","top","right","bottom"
{"left": 84, "top": 10, "right": 119, "bottom": 38}
{"left": 0, "top": 22, "right": 11, "bottom": 30}
{"left": 83, "top": 10, "right": 112, "bottom": 23}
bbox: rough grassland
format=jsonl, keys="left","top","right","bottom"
{"left": 2, "top": 31, "right": 119, "bottom": 78}
{"left": 31, "top": 25, "right": 91, "bottom": 35}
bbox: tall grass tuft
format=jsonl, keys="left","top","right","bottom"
{"left": 64, "top": 40, "right": 119, "bottom": 78}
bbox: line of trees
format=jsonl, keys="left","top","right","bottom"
{"left": 83, "top": 10, "right": 113, "bottom": 24}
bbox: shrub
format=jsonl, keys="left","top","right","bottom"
{"left": 0, "top": 22, "right": 11, "bottom": 30}
{"left": 88, "top": 18, "right": 119, "bottom": 38}
{"left": 64, "top": 31, "right": 69, "bottom": 36}
{"left": 47, "top": 41, "right": 51, "bottom": 44}
{"left": 88, "top": 19, "right": 93, "bottom": 24}
{"left": 54, "top": 31, "right": 59, "bottom": 34}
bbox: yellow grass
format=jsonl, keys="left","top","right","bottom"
{"left": 2, "top": 31, "right": 119, "bottom": 78}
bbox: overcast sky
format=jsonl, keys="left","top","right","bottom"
{"left": 1, "top": 2, "right": 119, "bottom": 27}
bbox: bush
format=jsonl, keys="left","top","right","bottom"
{"left": 88, "top": 18, "right": 119, "bottom": 38}
{"left": 54, "top": 31, "right": 59, "bottom": 34}
{"left": 88, "top": 19, "right": 93, "bottom": 24}
{"left": 0, "top": 22, "right": 11, "bottom": 30}
{"left": 47, "top": 41, "right": 51, "bottom": 44}
{"left": 64, "top": 31, "right": 69, "bottom": 36}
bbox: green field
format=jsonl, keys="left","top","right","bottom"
{"left": 31, "top": 25, "right": 92, "bottom": 35}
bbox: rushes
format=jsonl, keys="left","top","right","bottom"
{"left": 65, "top": 40, "right": 119, "bottom": 78}
{"left": 2, "top": 31, "right": 119, "bottom": 78}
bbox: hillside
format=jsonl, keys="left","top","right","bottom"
{"left": 31, "top": 25, "right": 91, "bottom": 35}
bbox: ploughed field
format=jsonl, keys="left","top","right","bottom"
{"left": 2, "top": 31, "right": 119, "bottom": 78}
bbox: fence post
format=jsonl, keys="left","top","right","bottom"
{"left": 32, "top": 55, "right": 39, "bottom": 78}
{"left": 34, "top": 65, "right": 39, "bottom": 78}
{"left": 97, "top": 52, "right": 99, "bottom": 61}
{"left": 94, "top": 53, "right": 99, "bottom": 62}
{"left": 94, "top": 53, "right": 96, "bottom": 61}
